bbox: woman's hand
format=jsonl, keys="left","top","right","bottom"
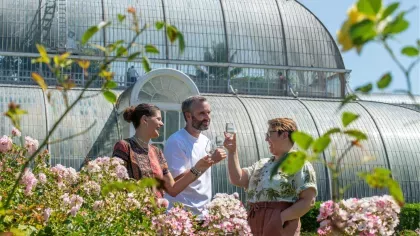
{"left": 223, "top": 132, "right": 237, "bottom": 153}
{"left": 194, "top": 155, "right": 214, "bottom": 172}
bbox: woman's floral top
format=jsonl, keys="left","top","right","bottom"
{"left": 243, "top": 155, "right": 317, "bottom": 203}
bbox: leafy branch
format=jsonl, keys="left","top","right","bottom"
{"left": 0, "top": 7, "right": 184, "bottom": 219}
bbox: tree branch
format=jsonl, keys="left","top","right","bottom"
{"left": 47, "top": 120, "right": 97, "bottom": 145}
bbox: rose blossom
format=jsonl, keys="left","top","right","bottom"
{"left": 93, "top": 200, "right": 104, "bottom": 211}
{"left": 25, "top": 136, "right": 39, "bottom": 155}
{"left": 38, "top": 173, "right": 47, "bottom": 184}
{"left": 157, "top": 198, "right": 169, "bottom": 208}
{"left": 11, "top": 127, "right": 21, "bottom": 137}
{"left": 0, "top": 135, "right": 13, "bottom": 153}
{"left": 21, "top": 168, "right": 38, "bottom": 196}
{"left": 43, "top": 208, "right": 52, "bottom": 222}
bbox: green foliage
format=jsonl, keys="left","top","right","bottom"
{"left": 396, "top": 203, "right": 420, "bottom": 231}
{"left": 357, "top": 0, "right": 382, "bottom": 16}
{"left": 103, "top": 91, "right": 117, "bottom": 104}
{"left": 349, "top": 19, "right": 377, "bottom": 45}
{"left": 145, "top": 44, "right": 160, "bottom": 54}
{"left": 81, "top": 21, "right": 111, "bottom": 45}
{"left": 312, "top": 136, "right": 331, "bottom": 154}
{"left": 377, "top": 72, "right": 392, "bottom": 89}
{"left": 342, "top": 112, "right": 359, "bottom": 127}
{"left": 291, "top": 131, "right": 313, "bottom": 150}
{"left": 380, "top": 2, "right": 400, "bottom": 20}
{"left": 344, "top": 129, "right": 368, "bottom": 141}
{"left": 355, "top": 83, "right": 373, "bottom": 93}
{"left": 359, "top": 168, "right": 404, "bottom": 206}
{"left": 401, "top": 46, "right": 419, "bottom": 57}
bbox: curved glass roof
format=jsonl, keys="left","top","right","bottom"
{"left": 0, "top": 0, "right": 344, "bottom": 69}
{"left": 1, "top": 86, "right": 419, "bottom": 203}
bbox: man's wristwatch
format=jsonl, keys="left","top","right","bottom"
{"left": 190, "top": 167, "right": 202, "bottom": 177}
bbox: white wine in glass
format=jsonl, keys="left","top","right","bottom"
{"left": 225, "top": 123, "right": 236, "bottom": 138}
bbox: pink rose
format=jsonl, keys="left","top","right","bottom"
{"left": 43, "top": 208, "right": 51, "bottom": 222}
{"left": 157, "top": 198, "right": 169, "bottom": 208}
{"left": 38, "top": 173, "right": 47, "bottom": 184}
{"left": 25, "top": 136, "right": 39, "bottom": 155}
{"left": 11, "top": 127, "right": 21, "bottom": 137}
{"left": 0, "top": 135, "right": 13, "bottom": 153}
{"left": 93, "top": 200, "right": 104, "bottom": 211}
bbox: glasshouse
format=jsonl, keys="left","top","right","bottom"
{"left": 0, "top": 0, "right": 419, "bottom": 205}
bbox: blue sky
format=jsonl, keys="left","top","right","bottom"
{"left": 299, "top": 0, "right": 420, "bottom": 95}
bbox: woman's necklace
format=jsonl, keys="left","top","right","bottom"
{"left": 132, "top": 136, "right": 149, "bottom": 153}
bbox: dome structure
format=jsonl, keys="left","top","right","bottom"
{"left": 0, "top": 0, "right": 349, "bottom": 98}
{"left": 1, "top": 0, "right": 418, "bottom": 204}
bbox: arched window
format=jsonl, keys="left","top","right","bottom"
{"left": 130, "top": 69, "right": 200, "bottom": 149}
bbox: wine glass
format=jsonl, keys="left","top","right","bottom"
{"left": 205, "top": 139, "right": 217, "bottom": 155}
{"left": 225, "top": 123, "right": 237, "bottom": 138}
{"left": 215, "top": 136, "right": 224, "bottom": 148}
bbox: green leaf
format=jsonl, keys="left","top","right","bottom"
{"left": 81, "top": 26, "right": 99, "bottom": 45}
{"left": 31, "top": 72, "right": 47, "bottom": 91}
{"left": 383, "top": 12, "right": 409, "bottom": 35}
{"left": 325, "top": 128, "right": 341, "bottom": 136}
{"left": 105, "top": 80, "right": 118, "bottom": 89}
{"left": 155, "top": 21, "right": 165, "bottom": 30}
{"left": 339, "top": 94, "right": 358, "bottom": 110}
{"left": 270, "top": 151, "right": 307, "bottom": 179}
{"left": 142, "top": 56, "right": 151, "bottom": 72}
{"left": 81, "top": 21, "right": 110, "bottom": 45}
{"left": 342, "top": 112, "right": 359, "bottom": 127}
{"left": 178, "top": 32, "right": 186, "bottom": 53}
{"left": 359, "top": 168, "right": 390, "bottom": 189}
{"left": 116, "top": 46, "right": 128, "bottom": 57}
{"left": 291, "top": 131, "right": 313, "bottom": 150}
{"left": 349, "top": 19, "right": 377, "bottom": 45}
{"left": 357, "top": 0, "right": 382, "bottom": 16}
{"left": 401, "top": 46, "right": 419, "bottom": 57}
{"left": 388, "top": 179, "right": 405, "bottom": 206}
{"left": 377, "top": 73, "right": 392, "bottom": 89}
{"left": 312, "top": 136, "right": 331, "bottom": 153}
{"left": 35, "top": 44, "right": 50, "bottom": 64}
{"left": 358, "top": 168, "right": 405, "bottom": 206}
{"left": 145, "top": 44, "right": 160, "bottom": 54}
{"left": 167, "top": 25, "right": 178, "bottom": 43}
{"left": 127, "top": 52, "right": 141, "bottom": 61}
{"left": 344, "top": 129, "right": 368, "bottom": 140}
{"left": 117, "top": 14, "right": 126, "bottom": 23}
{"left": 355, "top": 83, "right": 373, "bottom": 93}
{"left": 380, "top": 2, "right": 400, "bottom": 21}
{"left": 280, "top": 151, "right": 308, "bottom": 175}
{"left": 103, "top": 90, "right": 117, "bottom": 104}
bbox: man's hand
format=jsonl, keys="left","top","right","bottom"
{"left": 210, "top": 148, "right": 227, "bottom": 164}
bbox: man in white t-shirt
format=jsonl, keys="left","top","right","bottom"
{"left": 164, "top": 96, "right": 226, "bottom": 216}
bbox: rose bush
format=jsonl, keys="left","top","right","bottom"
{"left": 317, "top": 195, "right": 401, "bottom": 236}
{"left": 0, "top": 131, "right": 251, "bottom": 235}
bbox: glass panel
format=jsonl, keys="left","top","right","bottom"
{"left": 278, "top": 0, "right": 344, "bottom": 69}
{"left": 288, "top": 70, "right": 341, "bottom": 98}
{"left": 164, "top": 0, "right": 226, "bottom": 62}
{"left": 223, "top": 0, "right": 285, "bottom": 65}
{"left": 166, "top": 111, "right": 180, "bottom": 139}
{"left": 104, "top": 0, "right": 166, "bottom": 59}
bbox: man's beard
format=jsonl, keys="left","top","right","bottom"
{"left": 191, "top": 115, "right": 210, "bottom": 131}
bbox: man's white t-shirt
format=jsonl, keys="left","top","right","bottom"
{"left": 164, "top": 128, "right": 211, "bottom": 216}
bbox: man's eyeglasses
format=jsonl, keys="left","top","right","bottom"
{"left": 265, "top": 131, "right": 290, "bottom": 139}
{"left": 265, "top": 131, "right": 278, "bottom": 139}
